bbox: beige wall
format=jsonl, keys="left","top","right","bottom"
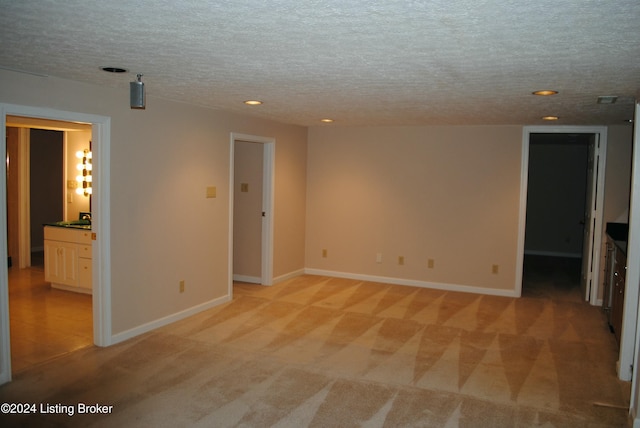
{"left": 306, "top": 125, "right": 523, "bottom": 293}
{"left": 0, "top": 70, "right": 307, "bottom": 336}
{"left": 604, "top": 125, "right": 633, "bottom": 224}
{"left": 1, "top": 68, "right": 630, "bottom": 339}
{"left": 598, "top": 125, "right": 633, "bottom": 299}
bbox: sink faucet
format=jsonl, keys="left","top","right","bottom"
{"left": 80, "top": 212, "right": 92, "bottom": 221}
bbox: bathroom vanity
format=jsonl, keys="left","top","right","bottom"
{"left": 43, "top": 222, "right": 92, "bottom": 294}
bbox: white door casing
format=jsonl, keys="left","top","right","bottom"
{"left": 229, "top": 133, "right": 275, "bottom": 293}
{"left": 517, "top": 126, "right": 607, "bottom": 305}
{"left": 580, "top": 134, "right": 600, "bottom": 302}
{"left": 0, "top": 103, "right": 112, "bottom": 385}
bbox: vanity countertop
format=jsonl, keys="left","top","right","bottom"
{"left": 44, "top": 220, "right": 91, "bottom": 230}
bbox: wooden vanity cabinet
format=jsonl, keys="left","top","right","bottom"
{"left": 44, "top": 226, "right": 92, "bottom": 294}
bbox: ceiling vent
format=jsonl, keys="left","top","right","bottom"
{"left": 597, "top": 95, "right": 618, "bottom": 104}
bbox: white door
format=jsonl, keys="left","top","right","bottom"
{"left": 580, "top": 134, "right": 599, "bottom": 301}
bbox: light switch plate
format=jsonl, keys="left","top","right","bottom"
{"left": 241, "top": 183, "right": 249, "bottom": 192}
{"left": 206, "top": 186, "right": 216, "bottom": 198}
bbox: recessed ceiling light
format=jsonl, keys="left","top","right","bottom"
{"left": 542, "top": 116, "right": 559, "bottom": 121}
{"left": 244, "top": 100, "right": 263, "bottom": 105}
{"left": 101, "top": 66, "right": 128, "bottom": 73}
{"left": 597, "top": 95, "right": 618, "bottom": 104}
{"left": 320, "top": 118, "right": 334, "bottom": 123}
{"left": 532, "top": 90, "right": 558, "bottom": 96}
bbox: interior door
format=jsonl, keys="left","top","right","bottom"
{"left": 233, "top": 141, "right": 264, "bottom": 283}
{"left": 580, "top": 134, "right": 599, "bottom": 301}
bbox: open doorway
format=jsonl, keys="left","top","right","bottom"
{"left": 0, "top": 103, "right": 112, "bottom": 385}
{"left": 517, "top": 126, "right": 607, "bottom": 304}
{"left": 5, "top": 120, "right": 93, "bottom": 373}
{"left": 229, "top": 133, "right": 275, "bottom": 292}
{"left": 523, "top": 133, "right": 591, "bottom": 299}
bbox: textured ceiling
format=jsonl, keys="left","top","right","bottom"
{"left": 1, "top": 1, "right": 639, "bottom": 126}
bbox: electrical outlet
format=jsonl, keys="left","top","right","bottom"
{"left": 322, "top": 249, "right": 328, "bottom": 258}
{"left": 398, "top": 256, "right": 404, "bottom": 266}
{"left": 428, "top": 259, "right": 435, "bottom": 269}
{"left": 492, "top": 264, "right": 499, "bottom": 274}
{"left": 179, "top": 280, "right": 185, "bottom": 293}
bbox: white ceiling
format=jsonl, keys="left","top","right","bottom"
{"left": 1, "top": 1, "right": 639, "bottom": 127}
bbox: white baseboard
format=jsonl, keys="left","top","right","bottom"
{"left": 233, "top": 269, "right": 305, "bottom": 285}
{"left": 233, "top": 274, "right": 261, "bottom": 284}
{"left": 524, "top": 250, "right": 582, "bottom": 259}
{"left": 273, "top": 269, "right": 305, "bottom": 284}
{"left": 110, "top": 267, "right": 517, "bottom": 347}
{"left": 304, "top": 268, "right": 519, "bottom": 297}
{"left": 110, "top": 294, "right": 231, "bottom": 345}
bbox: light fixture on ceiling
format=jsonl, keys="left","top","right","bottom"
{"left": 130, "top": 73, "right": 145, "bottom": 109}
{"left": 320, "top": 118, "right": 334, "bottom": 123}
{"left": 532, "top": 90, "right": 558, "bottom": 96}
{"left": 244, "top": 100, "right": 263, "bottom": 105}
{"left": 542, "top": 116, "right": 559, "bottom": 121}
{"left": 597, "top": 95, "right": 618, "bottom": 104}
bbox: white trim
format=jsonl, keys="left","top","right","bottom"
{"left": 232, "top": 274, "right": 262, "bottom": 284}
{"left": 0, "top": 110, "right": 9, "bottom": 383}
{"left": 111, "top": 295, "right": 231, "bottom": 345}
{"left": 233, "top": 270, "right": 304, "bottom": 286}
{"left": 305, "top": 268, "right": 520, "bottom": 297}
{"left": 229, "top": 133, "right": 276, "bottom": 291}
{"left": 631, "top": 102, "right": 640, "bottom": 420}
{"left": 273, "top": 269, "right": 305, "bottom": 285}
{"left": 92, "top": 119, "right": 112, "bottom": 347}
{"left": 625, "top": 101, "right": 640, "bottom": 387}
{"left": 0, "top": 104, "right": 112, "bottom": 384}
{"left": 518, "top": 126, "right": 607, "bottom": 304}
{"left": 524, "top": 250, "right": 582, "bottom": 259}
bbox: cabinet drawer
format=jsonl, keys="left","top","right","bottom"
{"left": 78, "top": 244, "right": 92, "bottom": 259}
{"left": 78, "top": 257, "right": 92, "bottom": 290}
{"left": 44, "top": 226, "right": 92, "bottom": 244}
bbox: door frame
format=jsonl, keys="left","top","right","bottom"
{"left": 0, "top": 103, "right": 112, "bottom": 384}
{"left": 229, "top": 133, "right": 275, "bottom": 292}
{"left": 517, "top": 125, "right": 607, "bottom": 303}
{"left": 624, "top": 101, "right": 640, "bottom": 387}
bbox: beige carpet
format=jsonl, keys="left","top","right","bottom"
{"left": 0, "top": 259, "right": 632, "bottom": 427}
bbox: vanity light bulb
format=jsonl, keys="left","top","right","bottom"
{"left": 76, "top": 175, "right": 83, "bottom": 182}
{"left": 76, "top": 164, "right": 84, "bottom": 171}
{"left": 85, "top": 175, "right": 92, "bottom": 183}
{"left": 76, "top": 151, "right": 84, "bottom": 158}
{"left": 75, "top": 188, "right": 83, "bottom": 195}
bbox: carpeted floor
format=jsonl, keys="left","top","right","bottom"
{"left": 0, "top": 256, "right": 631, "bottom": 427}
